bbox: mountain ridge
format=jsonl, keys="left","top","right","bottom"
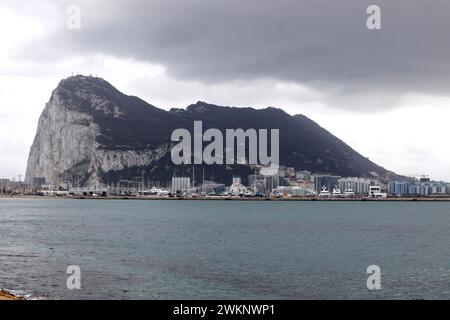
{"left": 26, "top": 75, "right": 398, "bottom": 187}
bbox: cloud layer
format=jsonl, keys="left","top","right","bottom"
{"left": 1, "top": 0, "right": 450, "bottom": 180}
{"left": 15, "top": 0, "right": 450, "bottom": 110}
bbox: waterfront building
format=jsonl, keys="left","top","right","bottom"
{"left": 278, "top": 176, "right": 290, "bottom": 187}
{"left": 29, "top": 177, "right": 46, "bottom": 188}
{"left": 0, "top": 179, "right": 11, "bottom": 193}
{"left": 338, "top": 177, "right": 370, "bottom": 196}
{"left": 248, "top": 174, "right": 264, "bottom": 189}
{"left": 171, "top": 177, "right": 191, "bottom": 194}
{"left": 388, "top": 179, "right": 450, "bottom": 197}
{"left": 413, "top": 182, "right": 431, "bottom": 196}
{"left": 248, "top": 174, "right": 279, "bottom": 194}
{"left": 437, "top": 182, "right": 448, "bottom": 194}
{"left": 369, "top": 185, "right": 386, "bottom": 198}
{"left": 409, "top": 183, "right": 418, "bottom": 195}
{"left": 388, "top": 181, "right": 410, "bottom": 196}
{"left": 263, "top": 175, "right": 279, "bottom": 193}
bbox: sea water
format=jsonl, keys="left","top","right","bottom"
{"left": 1, "top": 199, "right": 450, "bottom": 299}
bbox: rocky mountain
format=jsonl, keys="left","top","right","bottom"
{"left": 26, "top": 75, "right": 396, "bottom": 187}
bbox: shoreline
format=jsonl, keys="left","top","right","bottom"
{"left": 2, "top": 195, "right": 450, "bottom": 202}
{"left": 0, "top": 290, "right": 25, "bottom": 301}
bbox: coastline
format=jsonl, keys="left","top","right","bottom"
{"left": 0, "top": 290, "right": 25, "bottom": 301}
{"left": 2, "top": 195, "right": 450, "bottom": 202}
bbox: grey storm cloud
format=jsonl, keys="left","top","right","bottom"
{"left": 13, "top": 0, "right": 450, "bottom": 103}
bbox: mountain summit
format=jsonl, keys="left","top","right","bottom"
{"left": 26, "top": 75, "right": 395, "bottom": 186}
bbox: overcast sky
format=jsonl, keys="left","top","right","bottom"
{"left": 1, "top": 0, "right": 450, "bottom": 181}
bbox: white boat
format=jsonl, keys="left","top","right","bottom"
{"left": 332, "top": 187, "right": 343, "bottom": 197}
{"left": 318, "top": 186, "right": 331, "bottom": 198}
{"left": 244, "top": 189, "right": 255, "bottom": 197}
{"left": 344, "top": 189, "right": 356, "bottom": 197}
{"left": 157, "top": 189, "right": 169, "bottom": 196}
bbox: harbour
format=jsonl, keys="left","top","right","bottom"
{"left": 2, "top": 194, "right": 450, "bottom": 201}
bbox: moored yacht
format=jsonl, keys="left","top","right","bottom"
{"left": 332, "top": 187, "right": 343, "bottom": 197}
{"left": 318, "top": 186, "right": 331, "bottom": 198}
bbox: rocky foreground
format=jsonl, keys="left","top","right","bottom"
{"left": 0, "top": 290, "right": 25, "bottom": 300}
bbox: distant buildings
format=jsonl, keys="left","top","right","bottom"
{"left": 4, "top": 163, "right": 449, "bottom": 199}
{"left": 388, "top": 179, "right": 450, "bottom": 196}
{"left": 171, "top": 177, "right": 191, "bottom": 194}
{"left": 248, "top": 173, "right": 280, "bottom": 194}
{"left": 0, "top": 178, "right": 29, "bottom": 194}
{"left": 368, "top": 185, "right": 386, "bottom": 198}
{"left": 29, "top": 177, "right": 46, "bottom": 188}
{"left": 0, "top": 179, "right": 11, "bottom": 193}
{"left": 388, "top": 181, "right": 410, "bottom": 196}
{"left": 338, "top": 177, "right": 371, "bottom": 196}
{"left": 248, "top": 174, "right": 264, "bottom": 191}
{"left": 278, "top": 176, "right": 291, "bottom": 187}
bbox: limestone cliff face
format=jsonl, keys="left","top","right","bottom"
{"left": 26, "top": 87, "right": 100, "bottom": 184}
{"left": 25, "top": 76, "right": 170, "bottom": 186}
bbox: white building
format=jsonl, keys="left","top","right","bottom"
{"left": 338, "top": 177, "right": 371, "bottom": 196}
{"left": 368, "top": 185, "right": 387, "bottom": 198}
{"left": 171, "top": 177, "right": 191, "bottom": 194}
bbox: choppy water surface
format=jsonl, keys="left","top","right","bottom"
{"left": 1, "top": 199, "right": 450, "bottom": 299}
